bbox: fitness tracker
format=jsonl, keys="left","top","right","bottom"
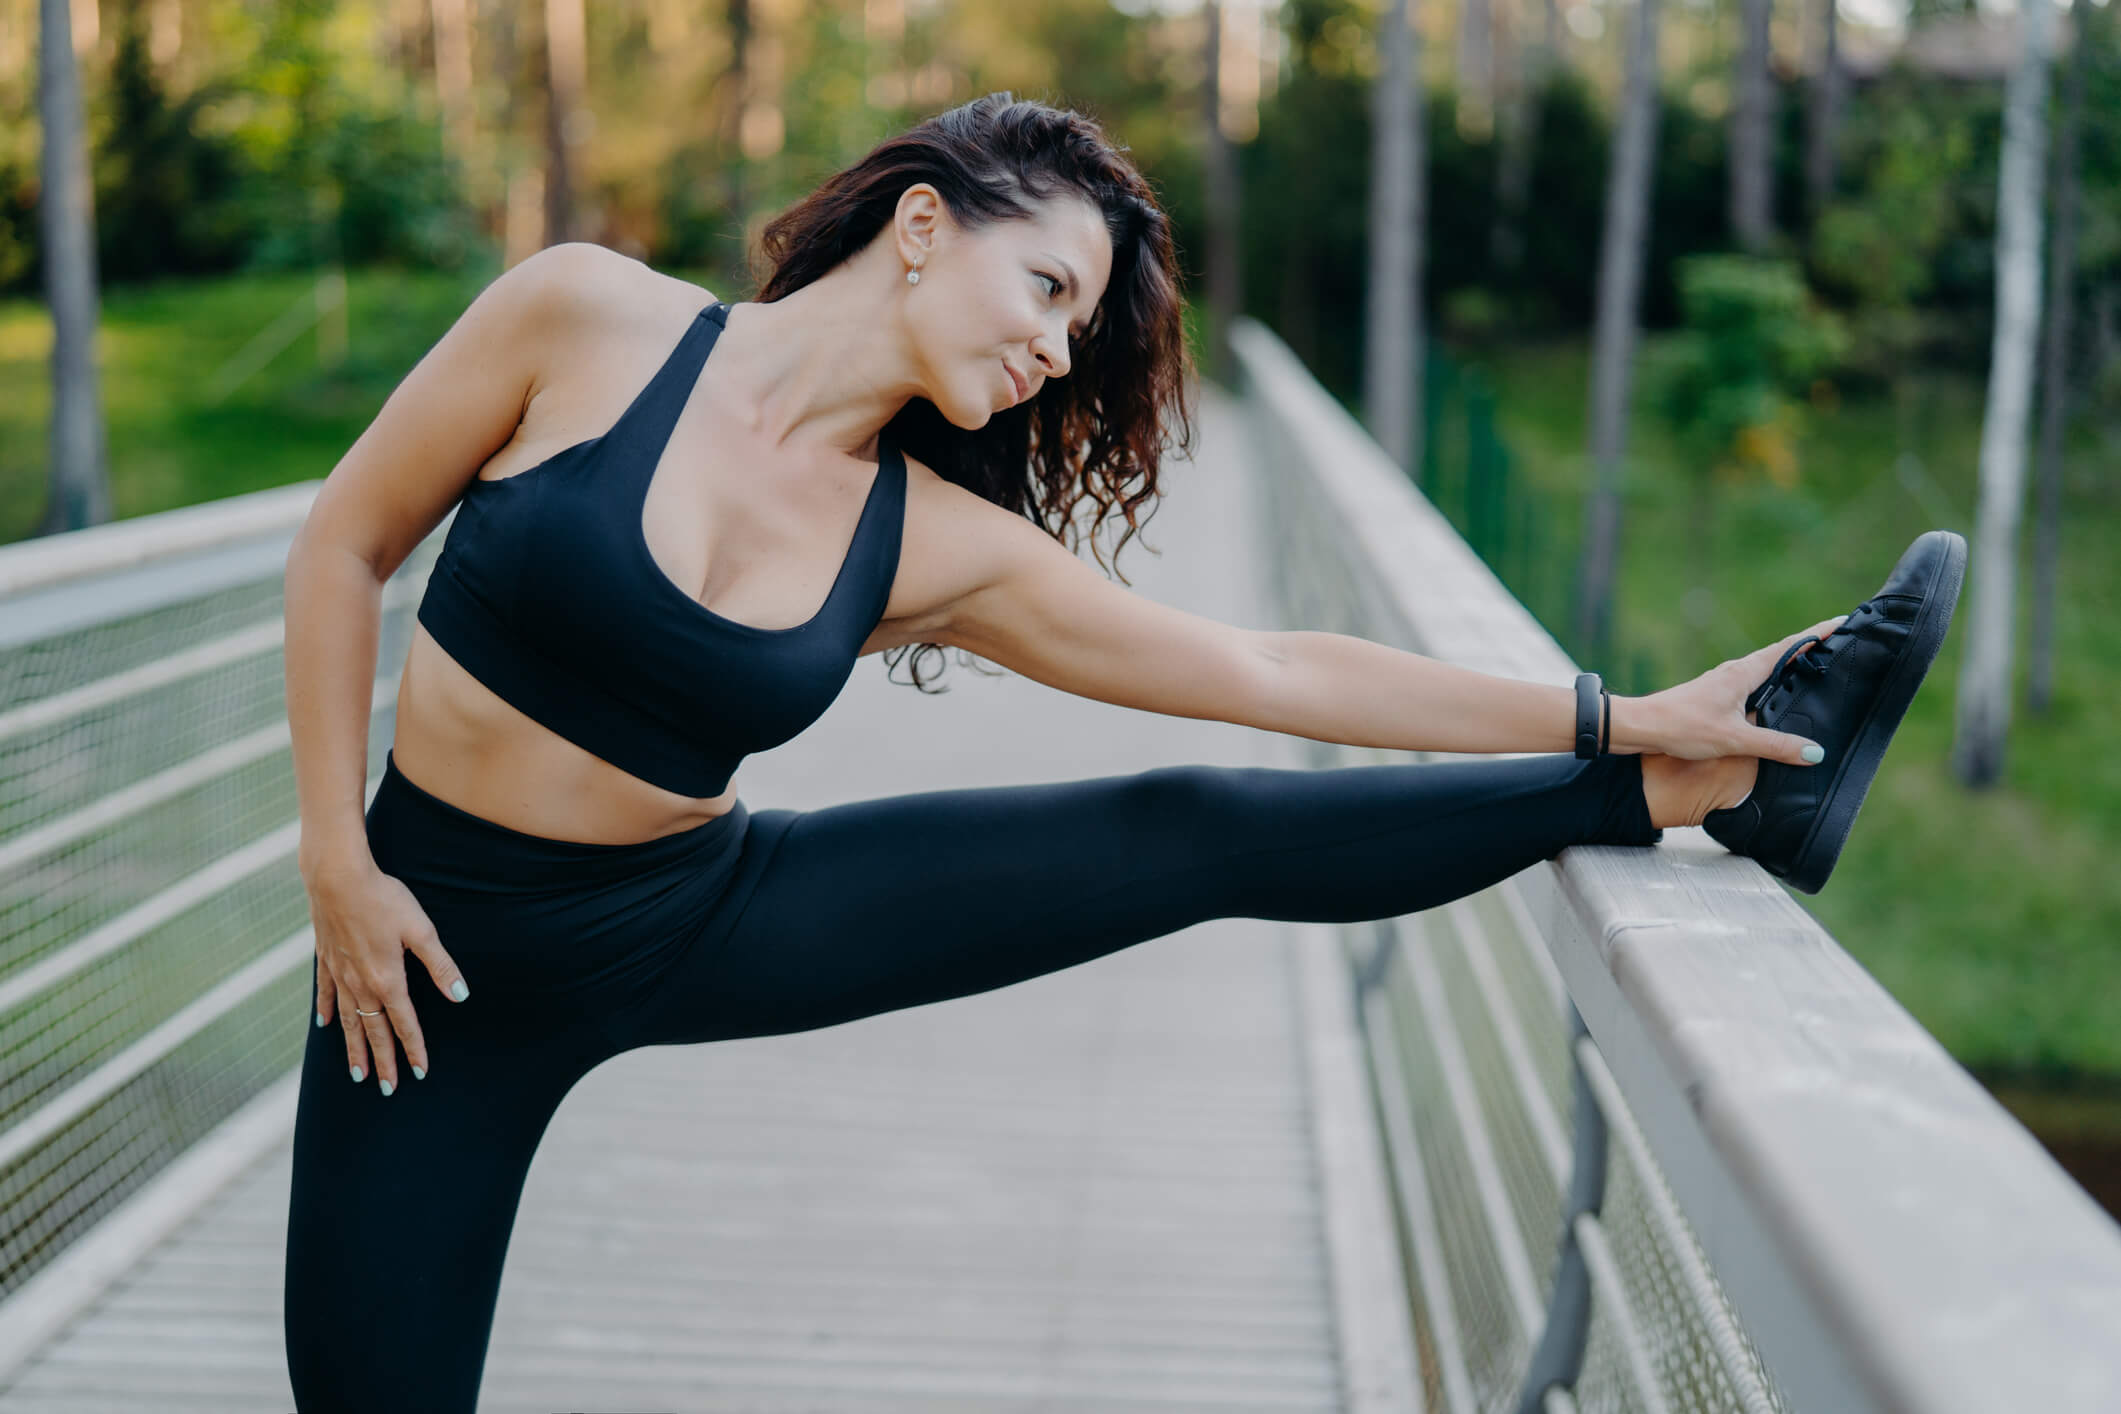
{"left": 1573, "top": 673, "right": 1610, "bottom": 759}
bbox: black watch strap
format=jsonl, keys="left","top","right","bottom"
{"left": 1574, "top": 673, "right": 1603, "bottom": 759}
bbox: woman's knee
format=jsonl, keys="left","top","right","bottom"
{"left": 1113, "top": 762, "right": 1270, "bottom": 834}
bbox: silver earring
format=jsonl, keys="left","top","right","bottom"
{"left": 906, "top": 267, "right": 921, "bottom": 285}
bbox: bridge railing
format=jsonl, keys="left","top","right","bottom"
{"left": 1230, "top": 314, "right": 2121, "bottom": 1414}
{"left": 6, "top": 344, "right": 2121, "bottom": 1411}
{"left": 0, "top": 486, "right": 440, "bottom": 1374}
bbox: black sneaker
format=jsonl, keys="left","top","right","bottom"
{"left": 1702, "top": 529, "right": 1967, "bottom": 894}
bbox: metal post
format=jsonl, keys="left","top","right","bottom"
{"left": 1512, "top": 1002, "right": 1608, "bottom": 1414}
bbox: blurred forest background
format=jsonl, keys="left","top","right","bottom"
{"left": 2, "top": 0, "right": 2118, "bottom": 1202}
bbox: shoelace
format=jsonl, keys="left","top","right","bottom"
{"left": 1745, "top": 599, "right": 1878, "bottom": 716}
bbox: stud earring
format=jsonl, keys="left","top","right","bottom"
{"left": 906, "top": 267, "right": 921, "bottom": 285}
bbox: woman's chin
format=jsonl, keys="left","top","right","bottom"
{"left": 943, "top": 400, "right": 996, "bottom": 431}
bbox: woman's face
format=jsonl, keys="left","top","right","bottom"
{"left": 898, "top": 186, "right": 1113, "bottom": 428}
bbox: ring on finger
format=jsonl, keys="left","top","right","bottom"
{"left": 355, "top": 1006, "right": 383, "bottom": 1017}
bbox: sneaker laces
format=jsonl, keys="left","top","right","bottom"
{"left": 1744, "top": 600, "right": 1876, "bottom": 716}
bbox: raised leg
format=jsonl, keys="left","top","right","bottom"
{"left": 615, "top": 750, "right": 1660, "bottom": 1049}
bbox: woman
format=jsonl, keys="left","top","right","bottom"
{"left": 280, "top": 94, "right": 1961, "bottom": 1411}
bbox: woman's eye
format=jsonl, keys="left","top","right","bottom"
{"left": 1037, "top": 272, "right": 1062, "bottom": 298}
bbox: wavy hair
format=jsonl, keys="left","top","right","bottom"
{"left": 749, "top": 92, "right": 1196, "bottom": 692}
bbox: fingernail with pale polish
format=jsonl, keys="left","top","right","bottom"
{"left": 350, "top": 1065, "right": 364, "bottom": 1083}
{"left": 380, "top": 1079, "right": 394, "bottom": 1097}
{"left": 413, "top": 1066, "right": 426, "bottom": 1081}
{"left": 1802, "top": 742, "right": 1825, "bottom": 763}
{"left": 316, "top": 1012, "right": 327, "bottom": 1028}
{"left": 451, "top": 980, "right": 470, "bottom": 1002}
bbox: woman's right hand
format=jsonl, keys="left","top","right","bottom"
{"left": 304, "top": 860, "right": 471, "bottom": 1094}
{"left": 1633, "top": 615, "right": 1850, "bottom": 763}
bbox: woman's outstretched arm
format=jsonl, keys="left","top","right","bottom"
{"left": 920, "top": 474, "right": 1840, "bottom": 766}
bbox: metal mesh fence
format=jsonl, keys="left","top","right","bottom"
{"left": 0, "top": 522, "right": 440, "bottom": 1305}
{"left": 1354, "top": 854, "right": 1799, "bottom": 1414}
{"left": 1248, "top": 362, "right": 1802, "bottom": 1413}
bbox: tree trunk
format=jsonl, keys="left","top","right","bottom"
{"left": 34, "top": 0, "right": 111, "bottom": 538}
{"left": 149, "top": 0, "right": 182, "bottom": 70}
{"left": 1492, "top": 0, "right": 1559, "bottom": 273}
{"left": 489, "top": 0, "right": 541, "bottom": 269}
{"left": 1574, "top": 0, "right": 1661, "bottom": 664}
{"left": 720, "top": 0, "right": 752, "bottom": 246}
{"left": 1459, "top": 0, "right": 1494, "bottom": 139}
{"left": 541, "top": 0, "right": 586, "bottom": 248}
{"left": 1951, "top": 0, "right": 2054, "bottom": 787}
{"left": 1731, "top": 0, "right": 1775, "bottom": 252}
{"left": 1202, "top": 2, "right": 1244, "bottom": 386}
{"left": 1364, "top": 0, "right": 1424, "bottom": 476}
{"left": 430, "top": 0, "right": 475, "bottom": 166}
{"left": 2028, "top": 0, "right": 2087, "bottom": 717}
{"left": 1803, "top": 0, "right": 1843, "bottom": 231}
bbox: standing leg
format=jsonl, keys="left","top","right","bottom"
{"left": 283, "top": 969, "right": 613, "bottom": 1414}
{"left": 614, "top": 751, "right": 1658, "bottom": 1048}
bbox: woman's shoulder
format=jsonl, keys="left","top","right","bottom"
{"left": 505, "top": 243, "right": 718, "bottom": 351}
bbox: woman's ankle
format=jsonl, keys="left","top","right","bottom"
{"left": 1640, "top": 753, "right": 1758, "bottom": 830}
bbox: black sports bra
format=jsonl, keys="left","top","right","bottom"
{"left": 414, "top": 299, "right": 907, "bottom": 797}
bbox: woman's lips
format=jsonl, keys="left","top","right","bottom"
{"left": 1003, "top": 362, "right": 1026, "bottom": 404}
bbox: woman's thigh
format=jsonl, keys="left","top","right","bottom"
{"left": 283, "top": 752, "right": 747, "bottom": 1412}
{"left": 616, "top": 751, "right": 1656, "bottom": 1048}
{"left": 282, "top": 967, "right": 610, "bottom": 1414}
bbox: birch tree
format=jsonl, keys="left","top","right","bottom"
{"left": 1493, "top": 0, "right": 1562, "bottom": 272}
{"left": 431, "top": 0, "right": 476, "bottom": 168}
{"left": 1951, "top": 0, "right": 2056, "bottom": 787}
{"left": 1732, "top": 0, "right": 1775, "bottom": 251}
{"left": 2029, "top": 0, "right": 2087, "bottom": 717}
{"left": 719, "top": 0, "right": 754, "bottom": 240}
{"left": 1459, "top": 0, "right": 1494, "bottom": 138}
{"left": 1804, "top": 0, "right": 1844, "bottom": 231}
{"left": 1203, "top": 1, "right": 1244, "bottom": 384}
{"left": 542, "top": 0, "right": 587, "bottom": 247}
{"left": 1573, "top": 0, "right": 1661, "bottom": 663}
{"left": 34, "top": 0, "right": 110, "bottom": 536}
{"left": 1364, "top": 0, "right": 1424, "bottom": 475}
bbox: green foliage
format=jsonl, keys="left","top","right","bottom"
{"left": 1242, "top": 0, "right": 2121, "bottom": 403}
{"left": 657, "top": 147, "right": 751, "bottom": 279}
{"left": 0, "top": 102, "right": 35, "bottom": 292}
{"left": 1645, "top": 85, "right": 1740, "bottom": 324}
{"left": 1480, "top": 335, "right": 2121, "bottom": 1082}
{"left": 1240, "top": 2, "right": 1750, "bottom": 407}
{"left": 1507, "top": 69, "right": 1613, "bottom": 326}
{"left": 228, "top": 2, "right": 479, "bottom": 275}
{"left": 1235, "top": 0, "right": 1374, "bottom": 396}
{"left": 1808, "top": 70, "right": 1992, "bottom": 379}
{"left": 244, "top": 104, "right": 480, "bottom": 273}
{"left": 94, "top": 4, "right": 257, "bottom": 283}
{"left": 0, "top": 0, "right": 484, "bottom": 296}
{"left": 1652, "top": 255, "right": 1846, "bottom": 488}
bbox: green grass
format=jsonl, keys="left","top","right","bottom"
{"left": 0, "top": 261, "right": 733, "bottom": 540}
{"left": 4, "top": 272, "right": 2116, "bottom": 1086}
{"left": 2, "top": 266, "right": 490, "bottom": 537}
{"left": 1461, "top": 337, "right": 2121, "bottom": 1087}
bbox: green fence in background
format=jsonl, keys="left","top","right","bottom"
{"left": 1413, "top": 347, "right": 1661, "bottom": 700}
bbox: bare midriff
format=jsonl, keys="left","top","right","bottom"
{"left": 390, "top": 621, "right": 740, "bottom": 847}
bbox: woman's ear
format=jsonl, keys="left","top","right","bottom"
{"left": 893, "top": 183, "right": 943, "bottom": 269}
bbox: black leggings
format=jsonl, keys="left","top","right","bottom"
{"left": 283, "top": 747, "right": 1661, "bottom": 1412}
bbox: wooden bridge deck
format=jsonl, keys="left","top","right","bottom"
{"left": 0, "top": 386, "right": 1416, "bottom": 1412}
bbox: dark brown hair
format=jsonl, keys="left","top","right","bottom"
{"left": 750, "top": 92, "right": 1196, "bottom": 692}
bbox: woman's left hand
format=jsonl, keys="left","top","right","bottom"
{"left": 1634, "top": 615, "right": 1850, "bottom": 764}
